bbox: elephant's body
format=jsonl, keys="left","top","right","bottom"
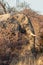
{"left": 0, "top": 9, "right": 43, "bottom": 65}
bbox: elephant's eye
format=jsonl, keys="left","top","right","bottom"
{"left": 19, "top": 25, "right": 26, "bottom": 34}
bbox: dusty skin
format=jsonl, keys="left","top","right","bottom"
{"left": 0, "top": 9, "right": 43, "bottom": 65}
